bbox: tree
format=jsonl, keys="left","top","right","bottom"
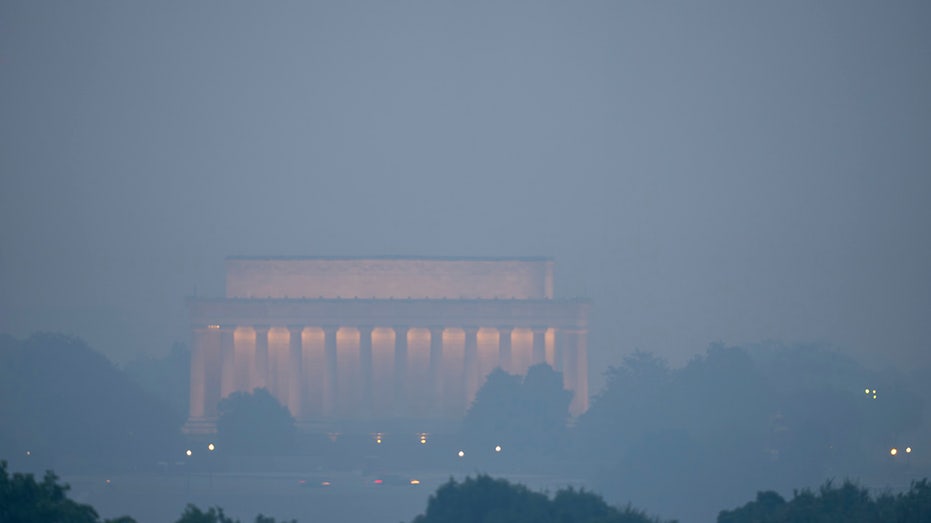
{"left": 174, "top": 504, "right": 295, "bottom": 523}
{"left": 0, "top": 460, "right": 136, "bottom": 523}
{"left": 0, "top": 333, "right": 182, "bottom": 472}
{"left": 461, "top": 364, "right": 571, "bottom": 460}
{"left": 123, "top": 342, "right": 190, "bottom": 423}
{"left": 409, "top": 475, "right": 674, "bottom": 523}
{"left": 718, "top": 479, "right": 931, "bottom": 523}
{"left": 216, "top": 388, "right": 296, "bottom": 455}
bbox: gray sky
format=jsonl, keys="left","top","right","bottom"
{"left": 2, "top": 1, "right": 930, "bottom": 383}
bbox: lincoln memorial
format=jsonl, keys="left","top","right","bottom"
{"left": 184, "top": 256, "right": 590, "bottom": 434}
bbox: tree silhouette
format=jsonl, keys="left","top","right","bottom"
{"left": 174, "top": 504, "right": 295, "bottom": 523}
{"left": 409, "top": 475, "right": 674, "bottom": 523}
{"left": 718, "top": 478, "right": 931, "bottom": 522}
{"left": 216, "top": 388, "right": 296, "bottom": 455}
{"left": 461, "top": 363, "right": 571, "bottom": 459}
{"left": 0, "top": 460, "right": 136, "bottom": 523}
{"left": 0, "top": 333, "right": 182, "bottom": 472}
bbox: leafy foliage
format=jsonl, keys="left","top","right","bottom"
{"left": 409, "top": 475, "right": 674, "bottom": 523}
{"left": 216, "top": 388, "right": 296, "bottom": 455}
{"left": 0, "top": 333, "right": 183, "bottom": 471}
{"left": 123, "top": 342, "right": 190, "bottom": 423}
{"left": 461, "top": 364, "right": 571, "bottom": 458}
{"left": 0, "top": 460, "right": 135, "bottom": 523}
{"left": 174, "top": 504, "right": 295, "bottom": 523}
{"left": 718, "top": 479, "right": 931, "bottom": 523}
{"left": 574, "top": 343, "right": 926, "bottom": 522}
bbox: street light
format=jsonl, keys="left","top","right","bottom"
{"left": 207, "top": 443, "right": 215, "bottom": 451}
{"left": 186, "top": 449, "right": 193, "bottom": 457}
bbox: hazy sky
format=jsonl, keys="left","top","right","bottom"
{"left": 2, "top": 1, "right": 929, "bottom": 383}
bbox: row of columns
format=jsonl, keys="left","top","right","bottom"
{"left": 189, "top": 324, "right": 588, "bottom": 423}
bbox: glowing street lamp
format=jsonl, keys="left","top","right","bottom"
{"left": 458, "top": 450, "right": 465, "bottom": 458}
{"left": 207, "top": 443, "right": 216, "bottom": 451}
{"left": 495, "top": 445, "right": 502, "bottom": 453}
{"left": 890, "top": 448, "right": 898, "bottom": 456}
{"left": 186, "top": 449, "right": 193, "bottom": 457}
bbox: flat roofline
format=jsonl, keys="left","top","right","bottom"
{"left": 226, "top": 255, "right": 554, "bottom": 262}
{"left": 188, "top": 296, "right": 591, "bottom": 304}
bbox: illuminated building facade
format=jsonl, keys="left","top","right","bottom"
{"left": 183, "top": 256, "right": 590, "bottom": 434}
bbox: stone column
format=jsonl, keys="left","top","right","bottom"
{"left": 358, "top": 325, "right": 374, "bottom": 415}
{"left": 219, "top": 325, "right": 236, "bottom": 399}
{"left": 189, "top": 326, "right": 210, "bottom": 419}
{"left": 463, "top": 326, "right": 480, "bottom": 406}
{"left": 323, "top": 325, "right": 339, "bottom": 416}
{"left": 563, "top": 328, "right": 589, "bottom": 416}
{"left": 428, "top": 326, "right": 444, "bottom": 411}
{"left": 393, "top": 325, "right": 409, "bottom": 413}
{"left": 287, "top": 326, "right": 304, "bottom": 419}
{"left": 553, "top": 328, "right": 563, "bottom": 372}
{"left": 253, "top": 325, "right": 269, "bottom": 390}
{"left": 204, "top": 327, "right": 222, "bottom": 419}
{"left": 497, "top": 326, "right": 512, "bottom": 373}
{"left": 531, "top": 326, "right": 547, "bottom": 366}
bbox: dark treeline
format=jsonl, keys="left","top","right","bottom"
{"left": 0, "top": 333, "right": 183, "bottom": 473}
{"left": 718, "top": 478, "right": 931, "bottom": 523}
{"left": 4, "top": 459, "right": 930, "bottom": 523}
{"left": 1, "top": 332, "right": 928, "bottom": 522}
{"left": 0, "top": 460, "right": 293, "bottom": 523}
{"left": 464, "top": 343, "right": 927, "bottom": 522}
{"left": 410, "top": 475, "right": 671, "bottom": 523}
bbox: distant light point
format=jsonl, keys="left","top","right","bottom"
{"left": 890, "top": 448, "right": 898, "bottom": 456}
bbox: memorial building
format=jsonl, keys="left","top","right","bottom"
{"left": 184, "top": 256, "right": 590, "bottom": 434}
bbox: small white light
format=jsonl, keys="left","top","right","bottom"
{"left": 495, "top": 445, "right": 502, "bottom": 453}
{"left": 186, "top": 449, "right": 193, "bottom": 457}
{"left": 458, "top": 450, "right": 465, "bottom": 458}
{"left": 906, "top": 447, "right": 912, "bottom": 454}
{"left": 890, "top": 448, "right": 898, "bottom": 456}
{"left": 207, "top": 443, "right": 215, "bottom": 451}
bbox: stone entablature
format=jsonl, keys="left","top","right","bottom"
{"left": 189, "top": 297, "right": 588, "bottom": 329}
{"left": 226, "top": 256, "right": 555, "bottom": 300}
